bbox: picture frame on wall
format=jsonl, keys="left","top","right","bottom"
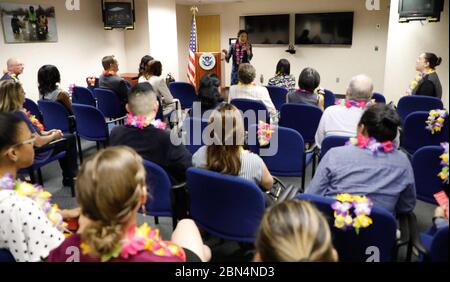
{"left": 0, "top": 2, "right": 58, "bottom": 43}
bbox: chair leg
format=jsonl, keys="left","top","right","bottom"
{"left": 96, "top": 142, "right": 100, "bottom": 151}
{"left": 172, "top": 216, "right": 178, "bottom": 231}
{"left": 312, "top": 153, "right": 317, "bottom": 178}
{"left": 154, "top": 216, "right": 159, "bottom": 225}
{"left": 76, "top": 134, "right": 83, "bottom": 164}
{"left": 37, "top": 169, "right": 44, "bottom": 186}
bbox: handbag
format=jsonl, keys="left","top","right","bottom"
{"left": 265, "top": 176, "right": 298, "bottom": 204}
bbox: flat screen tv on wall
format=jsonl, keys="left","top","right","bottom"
{"left": 398, "top": 0, "right": 444, "bottom": 22}
{"left": 103, "top": 2, "right": 134, "bottom": 30}
{"left": 295, "top": 12, "right": 354, "bottom": 45}
{"left": 241, "top": 14, "right": 290, "bottom": 45}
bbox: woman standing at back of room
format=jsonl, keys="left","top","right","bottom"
{"left": 223, "top": 30, "right": 253, "bottom": 86}
{"left": 407, "top": 52, "right": 443, "bottom": 99}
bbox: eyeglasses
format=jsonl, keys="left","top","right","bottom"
{"left": 11, "top": 134, "right": 36, "bottom": 148}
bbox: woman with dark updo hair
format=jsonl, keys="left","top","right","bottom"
{"left": 410, "top": 52, "right": 443, "bottom": 99}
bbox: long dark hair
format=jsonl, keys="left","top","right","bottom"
{"left": 276, "top": 59, "right": 291, "bottom": 76}
{"left": 198, "top": 73, "right": 221, "bottom": 110}
{"left": 138, "top": 55, "right": 154, "bottom": 77}
{"left": 38, "top": 65, "right": 60, "bottom": 95}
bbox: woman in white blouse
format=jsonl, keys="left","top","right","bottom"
{"left": 0, "top": 112, "right": 77, "bottom": 262}
{"left": 138, "top": 60, "right": 176, "bottom": 116}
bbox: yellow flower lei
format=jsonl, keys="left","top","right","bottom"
{"left": 405, "top": 69, "right": 435, "bottom": 96}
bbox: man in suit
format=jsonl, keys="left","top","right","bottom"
{"left": 1, "top": 58, "right": 24, "bottom": 82}
{"left": 98, "top": 55, "right": 129, "bottom": 110}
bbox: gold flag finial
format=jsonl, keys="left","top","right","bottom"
{"left": 190, "top": 6, "right": 198, "bottom": 16}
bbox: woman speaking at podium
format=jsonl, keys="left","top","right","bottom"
{"left": 222, "top": 30, "right": 253, "bottom": 85}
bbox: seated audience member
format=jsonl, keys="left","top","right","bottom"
{"left": 38, "top": 65, "right": 73, "bottom": 113}
{"left": 109, "top": 83, "right": 192, "bottom": 184}
{"left": 409, "top": 52, "right": 443, "bottom": 99}
{"left": 137, "top": 55, "right": 154, "bottom": 79}
{"left": 306, "top": 104, "right": 416, "bottom": 214}
{"left": 267, "top": 59, "right": 296, "bottom": 91}
{"left": 47, "top": 146, "right": 211, "bottom": 262}
{"left": 0, "top": 80, "right": 78, "bottom": 187}
{"left": 287, "top": 67, "right": 324, "bottom": 110}
{"left": 0, "top": 112, "right": 80, "bottom": 262}
{"left": 1, "top": 58, "right": 24, "bottom": 82}
{"left": 99, "top": 55, "right": 129, "bottom": 108}
{"left": 315, "top": 74, "right": 374, "bottom": 148}
{"left": 192, "top": 103, "right": 274, "bottom": 192}
{"left": 255, "top": 200, "right": 338, "bottom": 262}
{"left": 138, "top": 60, "right": 175, "bottom": 115}
{"left": 190, "top": 73, "right": 224, "bottom": 119}
{"left": 228, "top": 63, "right": 276, "bottom": 116}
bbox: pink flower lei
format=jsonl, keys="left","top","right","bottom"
{"left": 347, "top": 134, "right": 396, "bottom": 155}
{"left": 126, "top": 113, "right": 167, "bottom": 130}
{"left": 335, "top": 99, "right": 370, "bottom": 109}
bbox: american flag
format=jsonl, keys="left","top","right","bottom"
{"left": 187, "top": 13, "right": 197, "bottom": 85}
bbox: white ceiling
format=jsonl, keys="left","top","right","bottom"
{"left": 176, "top": 0, "right": 246, "bottom": 5}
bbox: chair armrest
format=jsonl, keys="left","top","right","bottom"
{"left": 172, "top": 182, "right": 187, "bottom": 190}
{"left": 106, "top": 116, "right": 126, "bottom": 124}
{"left": 35, "top": 138, "right": 67, "bottom": 153}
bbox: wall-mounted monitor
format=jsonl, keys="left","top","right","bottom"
{"left": 398, "top": 0, "right": 444, "bottom": 22}
{"left": 103, "top": 1, "right": 134, "bottom": 30}
{"left": 241, "top": 14, "right": 290, "bottom": 45}
{"left": 295, "top": 12, "right": 354, "bottom": 45}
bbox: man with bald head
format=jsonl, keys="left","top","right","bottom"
{"left": 315, "top": 74, "right": 374, "bottom": 148}
{"left": 1, "top": 58, "right": 24, "bottom": 81}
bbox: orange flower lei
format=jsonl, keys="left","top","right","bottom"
{"left": 26, "top": 111, "right": 45, "bottom": 131}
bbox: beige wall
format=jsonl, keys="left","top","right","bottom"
{"left": 384, "top": 0, "right": 449, "bottom": 108}
{"left": 0, "top": 0, "right": 127, "bottom": 101}
{"left": 176, "top": 0, "right": 390, "bottom": 94}
{"left": 124, "top": 0, "right": 150, "bottom": 74}
{"left": 148, "top": 0, "right": 179, "bottom": 79}
{"left": 176, "top": 4, "right": 191, "bottom": 83}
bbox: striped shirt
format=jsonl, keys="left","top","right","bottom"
{"left": 192, "top": 146, "right": 264, "bottom": 186}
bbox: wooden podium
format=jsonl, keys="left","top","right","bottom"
{"left": 194, "top": 52, "right": 224, "bottom": 90}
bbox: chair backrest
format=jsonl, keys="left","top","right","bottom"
{"left": 372, "top": 92, "right": 386, "bottom": 104}
{"left": 412, "top": 146, "right": 446, "bottom": 204}
{"left": 183, "top": 117, "right": 209, "bottom": 154}
{"left": 296, "top": 193, "right": 397, "bottom": 262}
{"left": 155, "top": 96, "right": 164, "bottom": 121}
{"left": 230, "top": 98, "right": 270, "bottom": 131}
{"left": 94, "top": 88, "right": 125, "bottom": 119}
{"left": 72, "top": 103, "right": 109, "bottom": 142}
{"left": 124, "top": 80, "right": 132, "bottom": 89}
{"left": 279, "top": 103, "right": 323, "bottom": 144}
{"left": 250, "top": 125, "right": 305, "bottom": 177}
{"left": 168, "top": 82, "right": 197, "bottom": 109}
{"left": 187, "top": 167, "right": 265, "bottom": 243}
{"left": 37, "top": 100, "right": 71, "bottom": 133}
{"left": 402, "top": 111, "right": 449, "bottom": 155}
{"left": 72, "top": 86, "right": 96, "bottom": 107}
{"left": 430, "top": 225, "right": 449, "bottom": 262}
{"left": 143, "top": 160, "right": 172, "bottom": 217}
{"left": 0, "top": 249, "right": 15, "bottom": 262}
{"left": 324, "top": 89, "right": 336, "bottom": 109}
{"left": 320, "top": 136, "right": 349, "bottom": 159}
{"left": 266, "top": 85, "right": 288, "bottom": 111}
{"left": 397, "top": 95, "right": 443, "bottom": 123}
{"left": 23, "top": 98, "right": 44, "bottom": 123}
